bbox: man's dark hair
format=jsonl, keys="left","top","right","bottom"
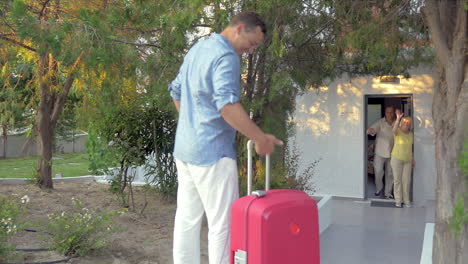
{"left": 229, "top": 11, "right": 267, "bottom": 35}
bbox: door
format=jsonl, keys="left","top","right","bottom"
{"left": 364, "top": 94, "right": 413, "bottom": 201}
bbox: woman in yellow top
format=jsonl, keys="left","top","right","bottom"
{"left": 391, "top": 109, "right": 415, "bottom": 208}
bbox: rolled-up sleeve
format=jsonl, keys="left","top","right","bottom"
{"left": 370, "top": 119, "right": 381, "bottom": 133}
{"left": 212, "top": 53, "right": 240, "bottom": 111}
{"left": 168, "top": 70, "right": 182, "bottom": 100}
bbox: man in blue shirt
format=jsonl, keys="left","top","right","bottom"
{"left": 169, "top": 11, "right": 283, "bottom": 264}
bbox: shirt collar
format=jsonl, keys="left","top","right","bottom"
{"left": 211, "top": 33, "right": 235, "bottom": 53}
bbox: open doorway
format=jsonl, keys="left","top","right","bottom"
{"left": 364, "top": 94, "right": 413, "bottom": 200}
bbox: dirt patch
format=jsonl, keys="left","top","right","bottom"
{"left": 1, "top": 181, "right": 209, "bottom": 264}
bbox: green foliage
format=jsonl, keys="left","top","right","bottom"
{"left": 231, "top": 0, "right": 430, "bottom": 197}
{"left": 143, "top": 111, "right": 178, "bottom": 199}
{"left": 0, "top": 46, "right": 36, "bottom": 157}
{"left": 326, "top": 0, "right": 431, "bottom": 77}
{"left": 2, "top": 0, "right": 433, "bottom": 192}
{"left": 0, "top": 195, "right": 27, "bottom": 261}
{"left": 449, "top": 196, "right": 468, "bottom": 239}
{"left": 238, "top": 141, "right": 320, "bottom": 197}
{"left": 460, "top": 140, "right": 468, "bottom": 178}
{"left": 87, "top": 100, "right": 177, "bottom": 204}
{"left": 55, "top": 90, "right": 84, "bottom": 147}
{"left": 450, "top": 139, "right": 468, "bottom": 238}
{"left": 40, "top": 198, "right": 125, "bottom": 257}
{"left": 86, "top": 129, "right": 119, "bottom": 176}
{"left": 283, "top": 140, "right": 321, "bottom": 194}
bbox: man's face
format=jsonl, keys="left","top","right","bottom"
{"left": 234, "top": 25, "right": 264, "bottom": 56}
{"left": 385, "top": 107, "right": 395, "bottom": 121}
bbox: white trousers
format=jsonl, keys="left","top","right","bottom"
{"left": 373, "top": 155, "right": 393, "bottom": 196}
{"left": 173, "top": 158, "right": 239, "bottom": 264}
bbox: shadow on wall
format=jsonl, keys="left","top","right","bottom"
{"left": 294, "top": 70, "right": 434, "bottom": 139}
{"left": 293, "top": 77, "right": 367, "bottom": 138}
{"left": 293, "top": 86, "right": 330, "bottom": 137}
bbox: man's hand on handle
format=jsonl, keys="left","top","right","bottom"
{"left": 220, "top": 103, "right": 284, "bottom": 155}
{"left": 254, "top": 134, "right": 284, "bottom": 155}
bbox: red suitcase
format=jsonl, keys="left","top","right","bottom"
{"left": 230, "top": 140, "right": 320, "bottom": 264}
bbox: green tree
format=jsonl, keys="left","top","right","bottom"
{"left": 248, "top": 1, "right": 466, "bottom": 262}
{"left": 1, "top": 2, "right": 465, "bottom": 261}
{"left": 54, "top": 89, "right": 82, "bottom": 153}
{"left": 422, "top": 1, "right": 467, "bottom": 262}
{"left": 188, "top": 1, "right": 465, "bottom": 262}
{"left": 88, "top": 98, "right": 177, "bottom": 207}
{"left": 252, "top": 1, "right": 466, "bottom": 261}
{"left": 92, "top": 1, "right": 466, "bottom": 261}
{"left": 0, "top": 46, "right": 35, "bottom": 159}
{"left": 0, "top": 0, "right": 154, "bottom": 188}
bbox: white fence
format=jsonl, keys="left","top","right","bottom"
{"left": 0, "top": 133, "right": 87, "bottom": 158}
{"left": 97, "top": 165, "right": 154, "bottom": 185}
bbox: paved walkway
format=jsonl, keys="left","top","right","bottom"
{"left": 1, "top": 176, "right": 434, "bottom": 263}
{"left": 320, "top": 198, "right": 435, "bottom": 264}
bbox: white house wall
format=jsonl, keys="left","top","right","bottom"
{"left": 292, "top": 67, "right": 436, "bottom": 203}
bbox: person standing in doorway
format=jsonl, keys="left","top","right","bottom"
{"left": 366, "top": 106, "right": 396, "bottom": 199}
{"left": 391, "top": 109, "right": 415, "bottom": 208}
{"left": 168, "top": 11, "right": 283, "bottom": 264}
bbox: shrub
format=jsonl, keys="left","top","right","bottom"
{"left": 238, "top": 158, "right": 319, "bottom": 197}
{"left": 238, "top": 139, "right": 320, "bottom": 197}
{"left": 0, "top": 195, "right": 28, "bottom": 262}
{"left": 40, "top": 198, "right": 126, "bottom": 257}
{"left": 87, "top": 103, "right": 178, "bottom": 207}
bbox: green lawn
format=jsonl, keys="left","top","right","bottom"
{"left": 0, "top": 153, "right": 91, "bottom": 178}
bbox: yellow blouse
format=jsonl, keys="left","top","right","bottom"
{"left": 391, "top": 128, "right": 413, "bottom": 162}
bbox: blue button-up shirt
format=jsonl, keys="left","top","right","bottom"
{"left": 168, "top": 33, "right": 241, "bottom": 166}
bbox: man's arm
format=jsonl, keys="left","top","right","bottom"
{"left": 366, "top": 120, "right": 380, "bottom": 135}
{"left": 366, "top": 128, "right": 376, "bottom": 135}
{"left": 173, "top": 99, "right": 180, "bottom": 112}
{"left": 168, "top": 66, "right": 183, "bottom": 113}
{"left": 220, "top": 102, "right": 283, "bottom": 155}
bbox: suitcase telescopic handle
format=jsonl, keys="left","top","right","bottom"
{"left": 247, "top": 140, "right": 270, "bottom": 196}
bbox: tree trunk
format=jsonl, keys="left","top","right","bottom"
{"left": 35, "top": 52, "right": 80, "bottom": 189}
{"left": 432, "top": 65, "right": 468, "bottom": 264}
{"left": 423, "top": 1, "right": 468, "bottom": 263}
{"left": 36, "top": 53, "right": 56, "bottom": 189}
{"left": 37, "top": 110, "right": 54, "bottom": 189}
{"left": 1, "top": 127, "right": 7, "bottom": 159}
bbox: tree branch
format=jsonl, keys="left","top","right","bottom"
{"left": 0, "top": 36, "right": 36, "bottom": 52}
{"left": 295, "top": 19, "right": 333, "bottom": 49}
{"left": 39, "top": 0, "right": 52, "bottom": 20}
{"left": 186, "top": 33, "right": 211, "bottom": 50}
{"left": 452, "top": 0, "right": 467, "bottom": 59}
{"left": 193, "top": 24, "right": 212, "bottom": 28}
{"left": 116, "top": 26, "right": 161, "bottom": 34}
{"left": 51, "top": 52, "right": 83, "bottom": 124}
{"left": 108, "top": 38, "right": 162, "bottom": 49}
{"left": 422, "top": 0, "right": 450, "bottom": 66}
{"left": 0, "top": 19, "right": 17, "bottom": 32}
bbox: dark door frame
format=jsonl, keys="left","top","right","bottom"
{"left": 363, "top": 94, "right": 413, "bottom": 199}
